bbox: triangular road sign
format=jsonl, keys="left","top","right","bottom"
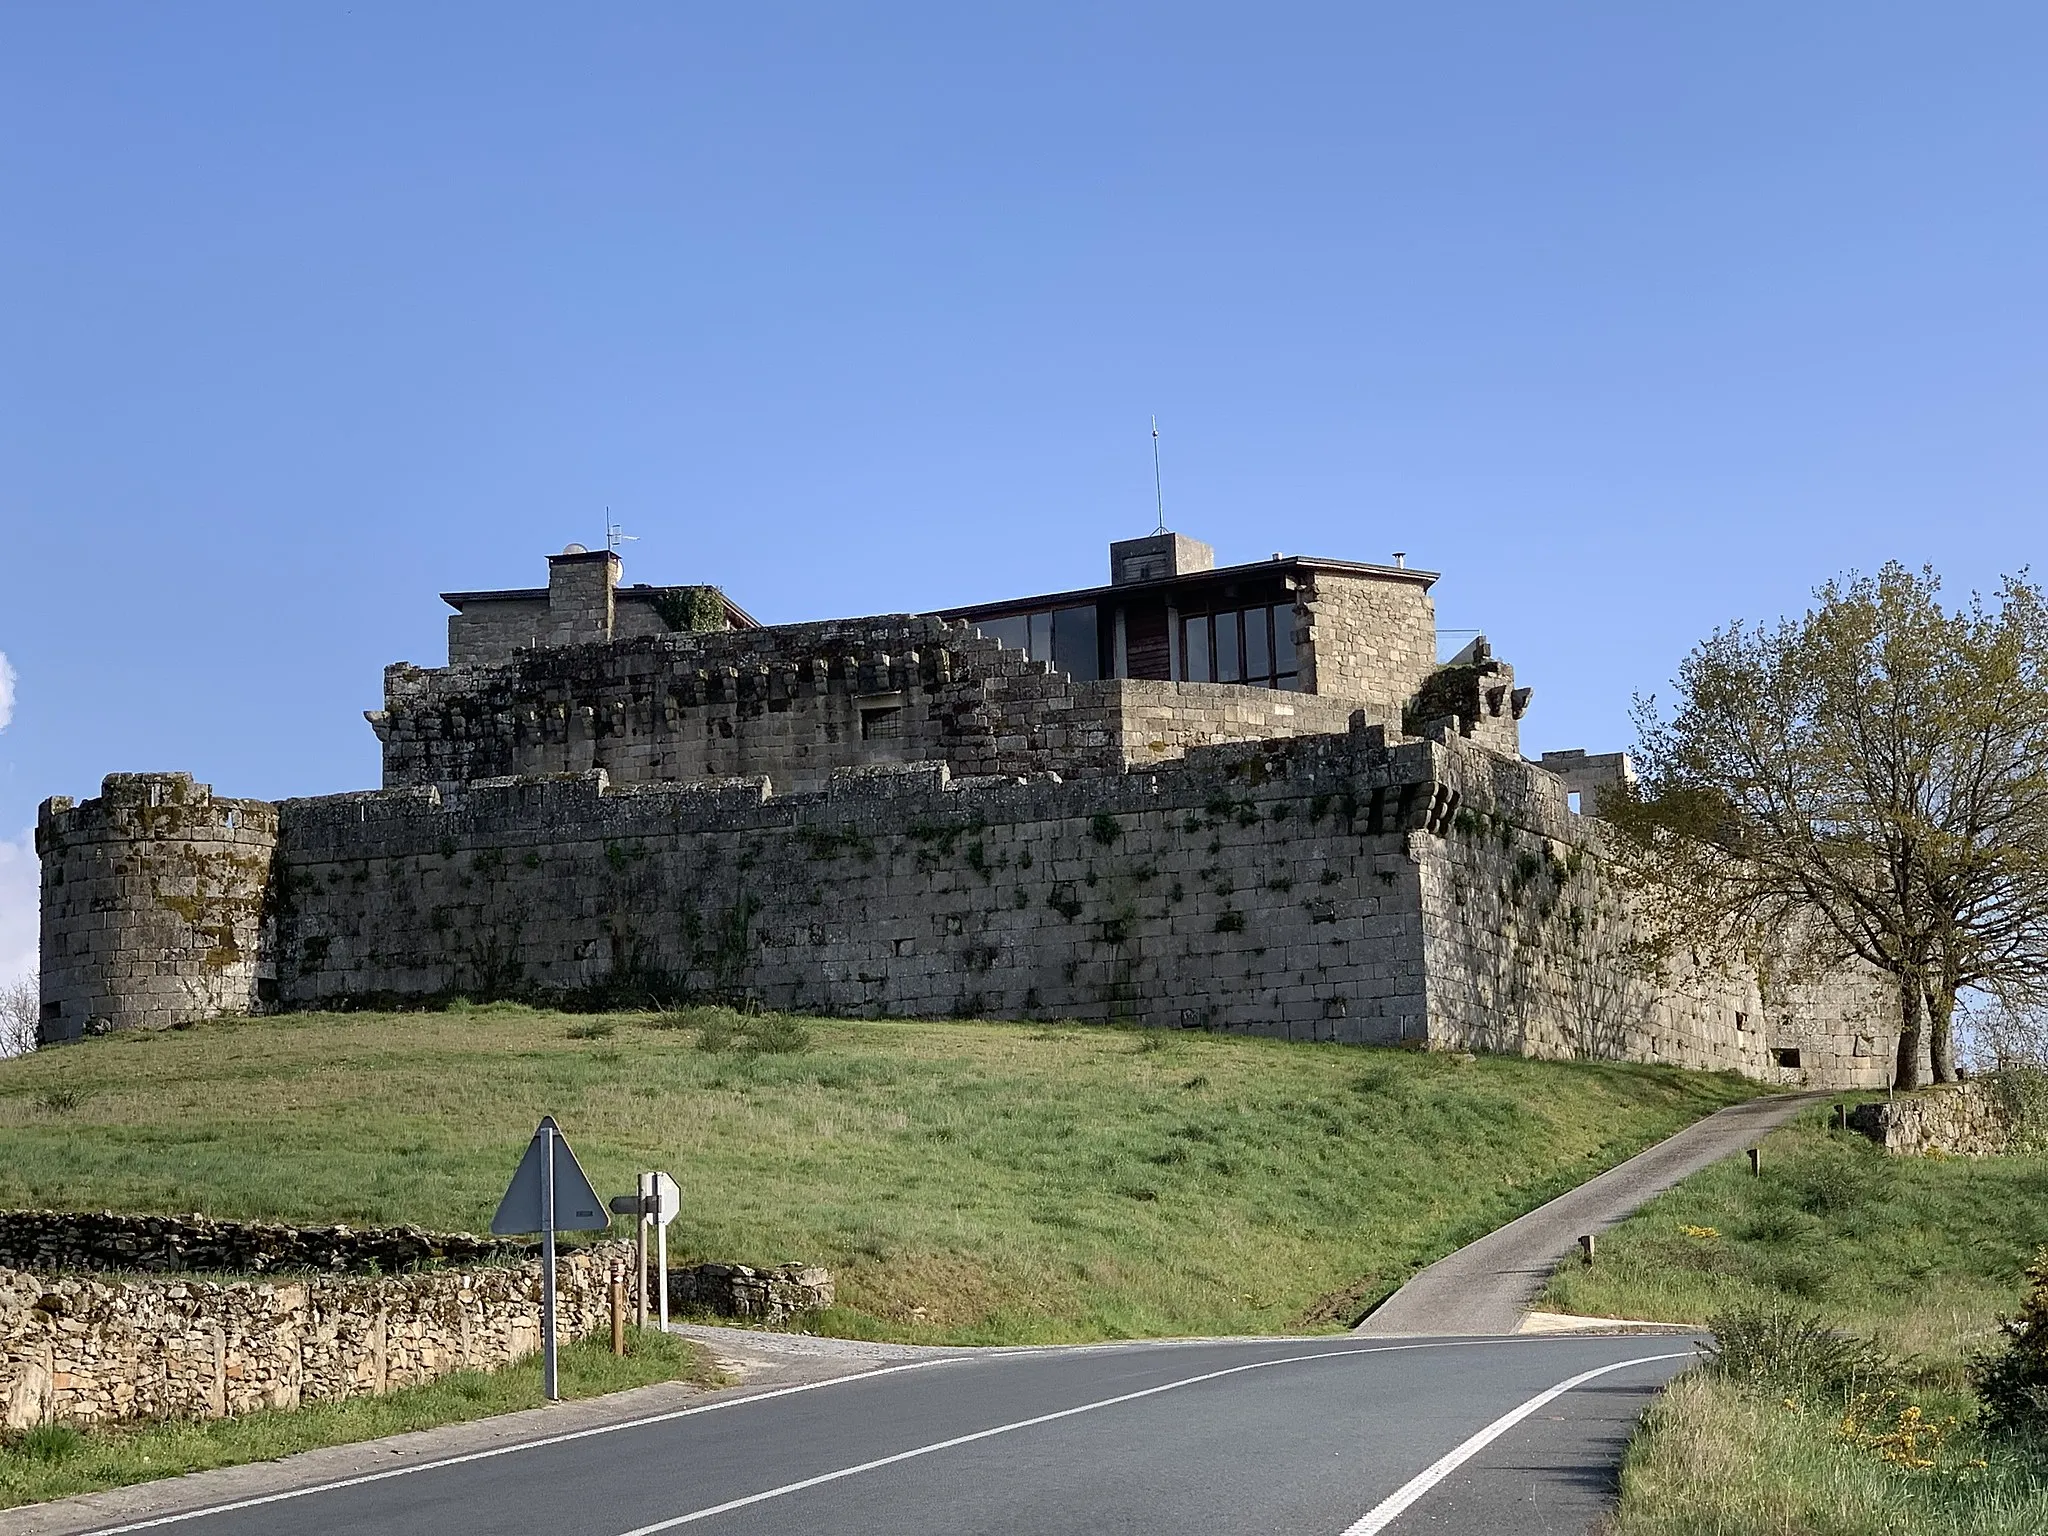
{"left": 491, "top": 1115, "right": 611, "bottom": 1235}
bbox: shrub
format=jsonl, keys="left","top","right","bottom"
{"left": 692, "top": 1008, "right": 811, "bottom": 1056}
{"left": 1705, "top": 1304, "right": 1896, "bottom": 1402}
{"left": 17, "top": 1423, "right": 84, "bottom": 1462}
{"left": 1971, "top": 1249, "right": 2048, "bottom": 1444}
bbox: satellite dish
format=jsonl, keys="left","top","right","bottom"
{"left": 563, "top": 542, "right": 589, "bottom": 555}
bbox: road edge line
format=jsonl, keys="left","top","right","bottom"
{"left": 1335, "top": 1350, "right": 1693, "bottom": 1535}
{"left": 70, "top": 1358, "right": 957, "bottom": 1535}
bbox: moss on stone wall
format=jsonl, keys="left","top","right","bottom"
{"left": 650, "top": 586, "right": 729, "bottom": 633}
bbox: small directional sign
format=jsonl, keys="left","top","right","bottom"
{"left": 491, "top": 1116, "right": 611, "bottom": 1235}
{"left": 648, "top": 1170, "right": 680, "bottom": 1226}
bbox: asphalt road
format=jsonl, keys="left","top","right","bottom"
{"left": 1358, "top": 1091, "right": 1832, "bottom": 1336}
{"left": 70, "top": 1333, "right": 1702, "bottom": 1536}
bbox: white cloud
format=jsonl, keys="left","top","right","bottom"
{"left": 0, "top": 829, "right": 34, "bottom": 990}
{"left": 0, "top": 652, "right": 13, "bottom": 731}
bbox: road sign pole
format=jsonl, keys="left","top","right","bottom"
{"left": 636, "top": 1172, "right": 651, "bottom": 1329}
{"left": 656, "top": 1198, "right": 669, "bottom": 1332}
{"left": 541, "top": 1124, "right": 559, "bottom": 1401}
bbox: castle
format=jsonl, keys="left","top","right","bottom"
{"left": 36, "top": 533, "right": 1898, "bottom": 1086}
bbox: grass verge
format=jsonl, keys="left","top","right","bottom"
{"left": 1539, "top": 1104, "right": 2048, "bottom": 1356}
{"left": 0, "top": 1004, "right": 1764, "bottom": 1342}
{"left": 1609, "top": 1371, "right": 2047, "bottom": 1536}
{"left": 0, "top": 1330, "right": 717, "bottom": 1512}
{"left": 1538, "top": 1102, "right": 2048, "bottom": 1534}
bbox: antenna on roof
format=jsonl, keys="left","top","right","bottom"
{"left": 1150, "top": 416, "right": 1166, "bottom": 534}
{"left": 605, "top": 510, "right": 638, "bottom": 554}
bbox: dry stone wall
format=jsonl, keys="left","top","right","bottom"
{"left": 0, "top": 1243, "right": 627, "bottom": 1430}
{"left": 0, "top": 1211, "right": 525, "bottom": 1276}
{"left": 1849, "top": 1081, "right": 2014, "bottom": 1156}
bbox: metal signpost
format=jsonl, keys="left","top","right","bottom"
{"left": 491, "top": 1115, "right": 609, "bottom": 1401}
{"left": 608, "top": 1170, "right": 680, "bottom": 1331}
{"left": 649, "top": 1171, "right": 679, "bottom": 1330}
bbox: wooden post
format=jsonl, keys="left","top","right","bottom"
{"left": 610, "top": 1259, "right": 626, "bottom": 1356}
{"left": 636, "top": 1173, "right": 651, "bottom": 1329}
{"left": 1579, "top": 1233, "right": 1595, "bottom": 1265}
{"left": 1748, "top": 1146, "right": 1762, "bottom": 1177}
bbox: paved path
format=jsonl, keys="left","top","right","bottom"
{"left": 1356, "top": 1091, "right": 1831, "bottom": 1337}
{"left": 15, "top": 1333, "right": 1701, "bottom": 1536}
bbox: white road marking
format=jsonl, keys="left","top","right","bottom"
{"left": 74, "top": 1360, "right": 957, "bottom": 1534}
{"left": 606, "top": 1345, "right": 1383, "bottom": 1534}
{"left": 1335, "top": 1350, "right": 1691, "bottom": 1535}
{"left": 71, "top": 1335, "right": 1692, "bottom": 1535}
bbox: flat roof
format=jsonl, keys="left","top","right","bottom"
{"left": 933, "top": 555, "right": 1437, "bottom": 621}
{"left": 441, "top": 584, "right": 764, "bottom": 629}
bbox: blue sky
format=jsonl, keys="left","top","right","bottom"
{"left": 2, "top": 3, "right": 2044, "bottom": 986}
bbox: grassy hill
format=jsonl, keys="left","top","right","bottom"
{"left": 0, "top": 1004, "right": 1763, "bottom": 1344}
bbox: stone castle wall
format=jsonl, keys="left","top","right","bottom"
{"left": 35, "top": 730, "right": 1901, "bottom": 1085}
{"left": 373, "top": 612, "right": 1378, "bottom": 796}
{"left": 36, "top": 774, "right": 279, "bottom": 1047}
{"left": 274, "top": 722, "right": 1439, "bottom": 1040}
{"left": 1415, "top": 735, "right": 1893, "bottom": 1087}
{"left": 1300, "top": 573, "right": 1441, "bottom": 726}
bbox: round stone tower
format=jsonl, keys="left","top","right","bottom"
{"left": 35, "top": 773, "right": 279, "bottom": 1044}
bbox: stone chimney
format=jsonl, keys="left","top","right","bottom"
{"left": 1109, "top": 532, "right": 1216, "bottom": 586}
{"left": 545, "top": 548, "right": 621, "bottom": 647}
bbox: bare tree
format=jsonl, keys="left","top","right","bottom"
{"left": 1611, "top": 564, "right": 2048, "bottom": 1088}
{"left": 0, "top": 971, "right": 37, "bottom": 1058}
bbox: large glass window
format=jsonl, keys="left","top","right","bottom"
{"left": 1181, "top": 605, "right": 1298, "bottom": 690}
{"left": 979, "top": 607, "right": 1100, "bottom": 680}
{"left": 1051, "top": 605, "right": 1098, "bottom": 679}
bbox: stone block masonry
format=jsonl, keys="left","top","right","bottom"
{"left": 271, "top": 718, "right": 1443, "bottom": 1041}
{"left": 0, "top": 1244, "right": 628, "bottom": 1430}
{"left": 36, "top": 774, "right": 278, "bottom": 1046}
{"left": 36, "top": 717, "right": 1901, "bottom": 1080}
{"left": 371, "top": 613, "right": 1378, "bottom": 797}
{"left": 1849, "top": 1081, "right": 2017, "bottom": 1156}
{"left": 0, "top": 1212, "right": 836, "bottom": 1430}
{"left": 35, "top": 713, "right": 1901, "bottom": 1078}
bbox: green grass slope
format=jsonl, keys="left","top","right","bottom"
{"left": 0, "top": 1005, "right": 1762, "bottom": 1344}
{"left": 1539, "top": 1106, "right": 2048, "bottom": 1357}
{"left": 1539, "top": 1103, "right": 2048, "bottom": 1535}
